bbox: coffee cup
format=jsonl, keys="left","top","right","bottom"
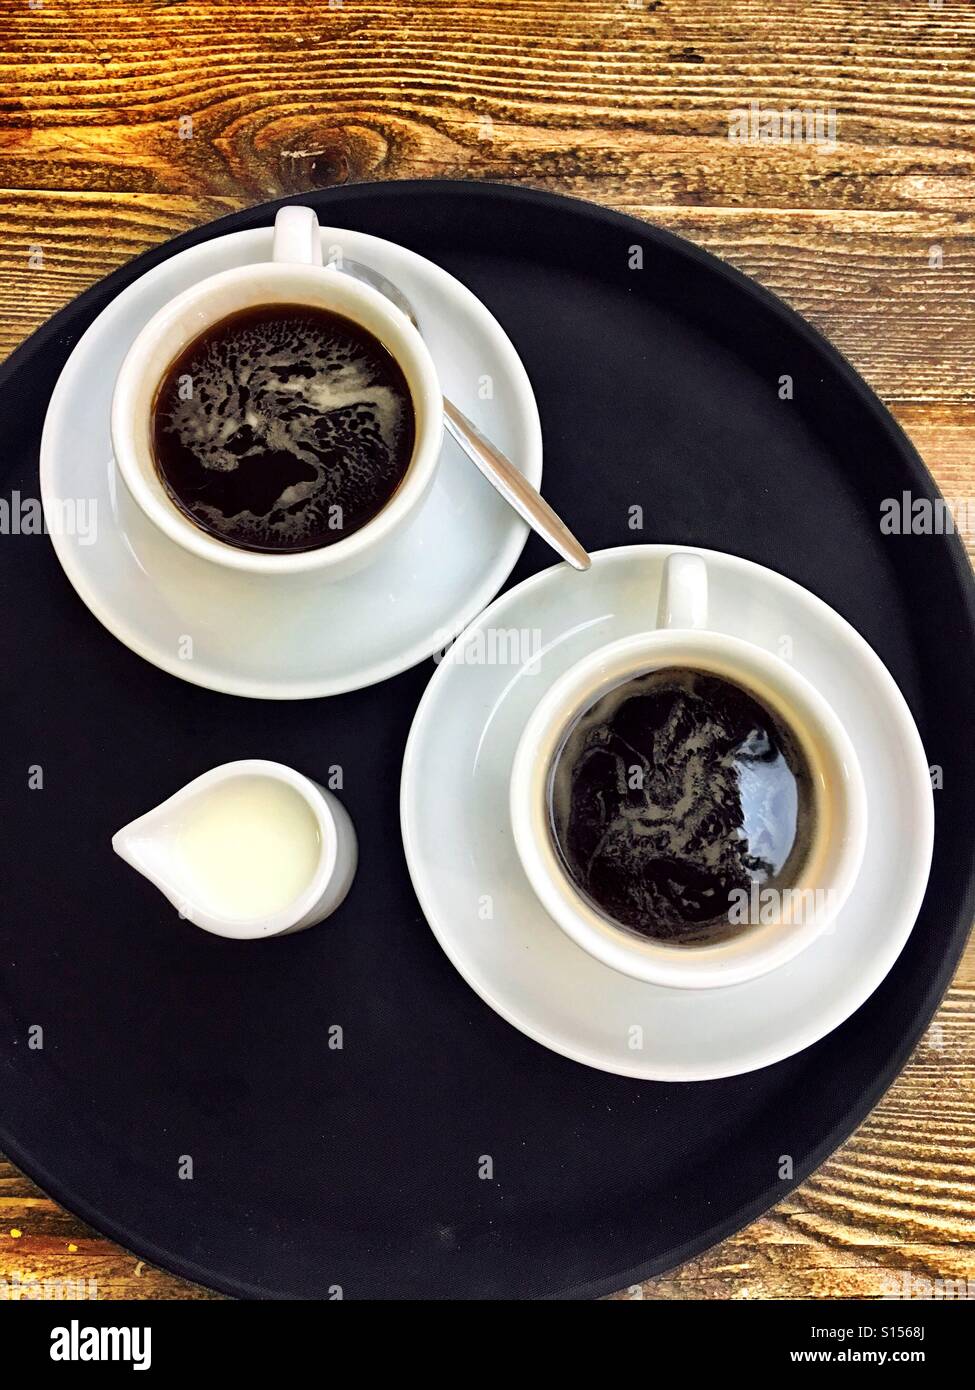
{"left": 111, "top": 206, "right": 443, "bottom": 579}
{"left": 510, "top": 551, "right": 868, "bottom": 989}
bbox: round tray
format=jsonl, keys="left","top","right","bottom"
{"left": 0, "top": 182, "right": 972, "bottom": 1300}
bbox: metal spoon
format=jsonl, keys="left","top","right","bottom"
{"left": 333, "top": 258, "right": 592, "bottom": 571}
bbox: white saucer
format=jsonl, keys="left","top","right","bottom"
{"left": 400, "top": 546, "right": 934, "bottom": 1081}
{"left": 40, "top": 228, "right": 542, "bottom": 698}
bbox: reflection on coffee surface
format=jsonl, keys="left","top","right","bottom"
{"left": 151, "top": 304, "right": 415, "bottom": 553}
{"left": 548, "top": 666, "right": 815, "bottom": 944}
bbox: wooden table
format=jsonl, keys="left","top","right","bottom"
{"left": 1, "top": 0, "right": 972, "bottom": 1300}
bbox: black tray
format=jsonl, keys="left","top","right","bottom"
{"left": 1, "top": 182, "right": 972, "bottom": 1300}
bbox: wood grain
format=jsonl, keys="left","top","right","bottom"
{"left": 2, "top": 0, "right": 974, "bottom": 209}
{"left": 0, "top": 0, "right": 973, "bottom": 1301}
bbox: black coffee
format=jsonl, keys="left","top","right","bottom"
{"left": 548, "top": 667, "right": 815, "bottom": 945}
{"left": 151, "top": 304, "right": 416, "bottom": 553}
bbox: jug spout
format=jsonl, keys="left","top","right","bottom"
{"left": 111, "top": 823, "right": 152, "bottom": 875}
{"left": 111, "top": 807, "right": 185, "bottom": 913}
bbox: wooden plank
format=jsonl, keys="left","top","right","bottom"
{"left": 1, "top": 1, "right": 974, "bottom": 210}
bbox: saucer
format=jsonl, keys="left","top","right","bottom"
{"left": 40, "top": 227, "right": 542, "bottom": 698}
{"left": 401, "top": 545, "right": 934, "bottom": 1081}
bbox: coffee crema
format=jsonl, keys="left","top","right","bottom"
{"left": 548, "top": 666, "right": 815, "bottom": 945}
{"left": 151, "top": 304, "right": 416, "bottom": 553}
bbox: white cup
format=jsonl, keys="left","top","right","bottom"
{"left": 510, "top": 552, "right": 868, "bottom": 989}
{"left": 111, "top": 206, "right": 443, "bottom": 579}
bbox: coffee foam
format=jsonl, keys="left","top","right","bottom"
{"left": 156, "top": 310, "right": 411, "bottom": 548}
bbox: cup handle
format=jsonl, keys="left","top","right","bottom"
{"left": 272, "top": 206, "right": 324, "bottom": 267}
{"left": 657, "top": 551, "right": 708, "bottom": 630}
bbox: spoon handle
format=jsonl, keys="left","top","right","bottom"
{"left": 442, "top": 398, "right": 591, "bottom": 571}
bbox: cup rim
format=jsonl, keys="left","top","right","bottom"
{"left": 192, "top": 760, "right": 340, "bottom": 938}
{"left": 510, "top": 628, "right": 868, "bottom": 989}
{"left": 110, "top": 262, "right": 443, "bottom": 575}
